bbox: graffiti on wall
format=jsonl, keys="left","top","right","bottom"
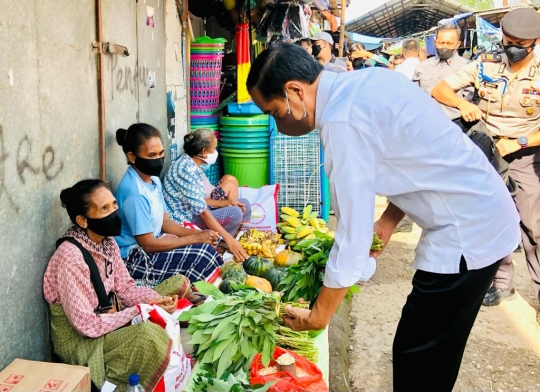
{"left": 0, "top": 126, "right": 64, "bottom": 212}
{"left": 107, "top": 55, "right": 148, "bottom": 100}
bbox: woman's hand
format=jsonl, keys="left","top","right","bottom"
{"left": 226, "top": 237, "right": 249, "bottom": 262}
{"left": 194, "top": 230, "right": 220, "bottom": 246}
{"left": 149, "top": 295, "right": 178, "bottom": 314}
{"left": 230, "top": 200, "right": 246, "bottom": 213}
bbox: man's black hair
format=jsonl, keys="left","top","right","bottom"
{"left": 246, "top": 42, "right": 324, "bottom": 101}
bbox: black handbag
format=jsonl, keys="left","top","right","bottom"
{"left": 56, "top": 237, "right": 120, "bottom": 314}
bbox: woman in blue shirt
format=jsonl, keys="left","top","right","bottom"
{"left": 114, "top": 123, "right": 223, "bottom": 287}
{"left": 163, "top": 129, "right": 251, "bottom": 262}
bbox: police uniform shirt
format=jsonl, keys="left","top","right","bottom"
{"left": 314, "top": 69, "right": 520, "bottom": 289}
{"left": 413, "top": 51, "right": 474, "bottom": 120}
{"left": 444, "top": 54, "right": 540, "bottom": 138}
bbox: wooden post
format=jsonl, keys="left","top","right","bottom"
{"left": 338, "top": 0, "right": 346, "bottom": 57}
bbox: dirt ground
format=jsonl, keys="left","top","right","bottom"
{"left": 348, "top": 197, "right": 540, "bottom": 392}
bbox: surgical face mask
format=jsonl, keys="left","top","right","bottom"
{"left": 85, "top": 209, "right": 122, "bottom": 237}
{"left": 274, "top": 92, "right": 312, "bottom": 137}
{"left": 311, "top": 44, "right": 322, "bottom": 58}
{"left": 503, "top": 43, "right": 535, "bottom": 63}
{"left": 199, "top": 150, "right": 219, "bottom": 166}
{"left": 436, "top": 48, "right": 454, "bottom": 60}
{"left": 134, "top": 156, "right": 164, "bottom": 177}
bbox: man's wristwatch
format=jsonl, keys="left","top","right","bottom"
{"left": 517, "top": 136, "right": 529, "bottom": 149}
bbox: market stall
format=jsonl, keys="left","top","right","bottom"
{"left": 176, "top": 205, "right": 382, "bottom": 391}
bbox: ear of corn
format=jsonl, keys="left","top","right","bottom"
{"left": 281, "top": 207, "right": 300, "bottom": 218}
{"left": 302, "top": 205, "right": 313, "bottom": 220}
{"left": 309, "top": 217, "right": 320, "bottom": 230}
{"left": 281, "top": 215, "right": 301, "bottom": 228}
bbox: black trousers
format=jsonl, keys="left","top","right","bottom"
{"left": 393, "top": 257, "right": 502, "bottom": 392}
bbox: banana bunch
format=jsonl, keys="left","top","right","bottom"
{"left": 239, "top": 228, "right": 284, "bottom": 258}
{"left": 278, "top": 205, "right": 334, "bottom": 246}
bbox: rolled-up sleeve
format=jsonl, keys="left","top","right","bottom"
{"left": 444, "top": 61, "right": 478, "bottom": 91}
{"left": 321, "top": 122, "right": 377, "bottom": 288}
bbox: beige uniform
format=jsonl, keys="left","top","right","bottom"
{"left": 444, "top": 54, "right": 540, "bottom": 138}
{"left": 445, "top": 54, "right": 540, "bottom": 300}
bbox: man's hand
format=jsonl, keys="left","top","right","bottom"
{"left": 496, "top": 138, "right": 521, "bottom": 157}
{"left": 282, "top": 306, "right": 326, "bottom": 331}
{"left": 370, "top": 220, "right": 393, "bottom": 258}
{"left": 458, "top": 101, "right": 482, "bottom": 122}
{"left": 226, "top": 237, "right": 249, "bottom": 262}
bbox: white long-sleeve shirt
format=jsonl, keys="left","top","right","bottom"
{"left": 316, "top": 69, "right": 520, "bottom": 289}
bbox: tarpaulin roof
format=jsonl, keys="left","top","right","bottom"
{"left": 346, "top": 32, "right": 383, "bottom": 50}
{"left": 345, "top": 0, "right": 473, "bottom": 38}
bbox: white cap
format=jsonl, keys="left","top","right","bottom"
{"left": 310, "top": 32, "right": 334, "bottom": 45}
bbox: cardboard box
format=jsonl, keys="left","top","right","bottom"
{"left": 0, "top": 359, "right": 90, "bottom": 392}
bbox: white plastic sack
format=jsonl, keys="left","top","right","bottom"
{"left": 132, "top": 304, "right": 191, "bottom": 392}
{"left": 239, "top": 184, "right": 280, "bottom": 232}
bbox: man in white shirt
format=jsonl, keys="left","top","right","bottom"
{"left": 395, "top": 38, "right": 421, "bottom": 80}
{"left": 246, "top": 43, "right": 520, "bottom": 391}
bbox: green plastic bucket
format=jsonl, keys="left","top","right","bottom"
{"left": 220, "top": 131, "right": 269, "bottom": 138}
{"left": 219, "top": 148, "right": 269, "bottom": 156}
{"left": 219, "top": 141, "right": 269, "bottom": 150}
{"left": 220, "top": 115, "right": 269, "bottom": 127}
{"left": 221, "top": 149, "right": 269, "bottom": 188}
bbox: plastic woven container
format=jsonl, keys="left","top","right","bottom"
{"left": 205, "top": 160, "right": 223, "bottom": 186}
{"left": 221, "top": 150, "right": 269, "bottom": 188}
{"left": 269, "top": 120, "right": 329, "bottom": 220}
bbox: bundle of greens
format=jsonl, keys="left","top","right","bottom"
{"left": 275, "top": 326, "right": 318, "bottom": 363}
{"left": 179, "top": 282, "right": 308, "bottom": 379}
{"left": 279, "top": 231, "right": 384, "bottom": 303}
{"left": 191, "top": 367, "right": 276, "bottom": 392}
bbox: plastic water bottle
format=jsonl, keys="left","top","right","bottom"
{"left": 127, "top": 374, "right": 145, "bottom": 392}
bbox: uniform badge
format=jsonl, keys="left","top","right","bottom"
{"left": 526, "top": 108, "right": 535, "bottom": 116}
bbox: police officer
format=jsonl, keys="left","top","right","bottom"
{"left": 432, "top": 8, "right": 540, "bottom": 321}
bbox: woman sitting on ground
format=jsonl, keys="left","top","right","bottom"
{"left": 44, "top": 179, "right": 184, "bottom": 391}
{"left": 163, "top": 129, "right": 251, "bottom": 262}
{"left": 115, "top": 123, "right": 223, "bottom": 288}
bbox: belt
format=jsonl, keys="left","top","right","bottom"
{"left": 504, "top": 145, "right": 540, "bottom": 162}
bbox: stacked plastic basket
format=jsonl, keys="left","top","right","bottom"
{"left": 190, "top": 36, "right": 226, "bottom": 185}
{"left": 269, "top": 119, "right": 330, "bottom": 220}
{"left": 220, "top": 109, "right": 270, "bottom": 188}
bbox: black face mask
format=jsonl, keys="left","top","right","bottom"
{"left": 134, "top": 156, "right": 164, "bottom": 177}
{"left": 85, "top": 210, "right": 122, "bottom": 237}
{"left": 436, "top": 48, "right": 454, "bottom": 61}
{"left": 352, "top": 58, "right": 365, "bottom": 69}
{"left": 311, "top": 44, "right": 322, "bottom": 58}
{"left": 503, "top": 43, "right": 535, "bottom": 63}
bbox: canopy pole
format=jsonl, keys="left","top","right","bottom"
{"left": 338, "top": 0, "right": 346, "bottom": 57}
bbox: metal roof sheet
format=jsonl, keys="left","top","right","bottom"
{"left": 345, "top": 0, "right": 474, "bottom": 38}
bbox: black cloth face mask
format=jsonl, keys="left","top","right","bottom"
{"left": 311, "top": 44, "right": 322, "bottom": 57}
{"left": 503, "top": 43, "right": 535, "bottom": 63}
{"left": 436, "top": 48, "right": 454, "bottom": 61}
{"left": 85, "top": 209, "right": 122, "bottom": 237}
{"left": 134, "top": 156, "right": 164, "bottom": 177}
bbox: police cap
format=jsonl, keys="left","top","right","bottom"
{"left": 500, "top": 8, "right": 540, "bottom": 40}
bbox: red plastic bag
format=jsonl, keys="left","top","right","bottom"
{"left": 250, "top": 347, "right": 328, "bottom": 392}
